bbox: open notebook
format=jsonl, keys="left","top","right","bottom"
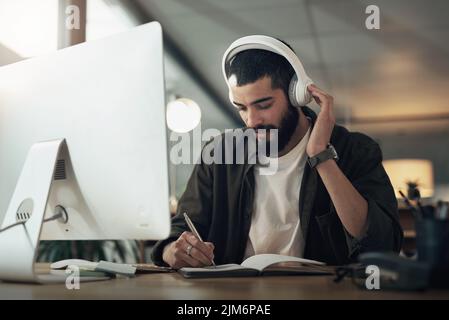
{"left": 178, "top": 254, "right": 334, "bottom": 278}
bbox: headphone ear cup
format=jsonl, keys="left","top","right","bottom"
{"left": 288, "top": 75, "right": 300, "bottom": 107}
{"left": 289, "top": 74, "right": 314, "bottom": 106}
{"left": 302, "top": 79, "right": 313, "bottom": 105}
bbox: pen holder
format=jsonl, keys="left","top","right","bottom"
{"left": 416, "top": 218, "right": 449, "bottom": 268}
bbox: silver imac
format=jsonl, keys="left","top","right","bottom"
{"left": 0, "top": 22, "right": 170, "bottom": 282}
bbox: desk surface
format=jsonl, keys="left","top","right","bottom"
{"left": 1, "top": 266, "right": 449, "bottom": 299}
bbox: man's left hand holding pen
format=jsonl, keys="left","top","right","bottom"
{"left": 162, "top": 231, "right": 215, "bottom": 269}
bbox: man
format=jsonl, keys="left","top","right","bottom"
{"left": 151, "top": 38, "right": 403, "bottom": 268}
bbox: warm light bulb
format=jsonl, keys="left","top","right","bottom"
{"left": 166, "top": 98, "right": 201, "bottom": 133}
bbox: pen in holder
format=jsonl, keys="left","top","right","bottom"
{"left": 399, "top": 191, "right": 449, "bottom": 268}
{"left": 416, "top": 213, "right": 449, "bottom": 268}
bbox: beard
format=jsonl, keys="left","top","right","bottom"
{"left": 253, "top": 105, "right": 299, "bottom": 156}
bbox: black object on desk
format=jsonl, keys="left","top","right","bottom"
{"left": 358, "top": 252, "right": 431, "bottom": 291}
{"left": 356, "top": 192, "right": 449, "bottom": 290}
{"left": 416, "top": 218, "right": 449, "bottom": 267}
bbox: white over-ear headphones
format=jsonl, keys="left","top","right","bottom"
{"left": 222, "top": 35, "right": 314, "bottom": 107}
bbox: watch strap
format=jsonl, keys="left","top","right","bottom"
{"left": 307, "top": 144, "right": 338, "bottom": 168}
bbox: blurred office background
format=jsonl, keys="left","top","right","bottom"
{"left": 0, "top": 0, "right": 448, "bottom": 259}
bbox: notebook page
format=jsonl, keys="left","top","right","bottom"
{"left": 241, "top": 254, "right": 325, "bottom": 271}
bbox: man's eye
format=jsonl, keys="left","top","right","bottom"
{"left": 258, "top": 104, "right": 272, "bottom": 110}
{"left": 237, "top": 106, "right": 247, "bottom": 112}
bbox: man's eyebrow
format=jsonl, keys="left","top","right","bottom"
{"left": 232, "top": 97, "right": 273, "bottom": 107}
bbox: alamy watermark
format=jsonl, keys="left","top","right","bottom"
{"left": 65, "top": 265, "right": 80, "bottom": 290}
{"left": 365, "top": 265, "right": 380, "bottom": 290}
{"left": 169, "top": 125, "right": 280, "bottom": 175}
{"left": 365, "top": 5, "right": 380, "bottom": 30}
{"left": 65, "top": 5, "right": 80, "bottom": 30}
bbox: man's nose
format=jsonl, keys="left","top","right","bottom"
{"left": 246, "top": 108, "right": 263, "bottom": 128}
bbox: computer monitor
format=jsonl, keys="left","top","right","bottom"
{"left": 0, "top": 22, "right": 170, "bottom": 281}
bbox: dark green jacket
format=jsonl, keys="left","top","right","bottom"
{"left": 152, "top": 107, "right": 403, "bottom": 266}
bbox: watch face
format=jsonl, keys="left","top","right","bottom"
{"left": 329, "top": 144, "right": 339, "bottom": 160}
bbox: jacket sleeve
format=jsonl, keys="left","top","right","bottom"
{"left": 342, "top": 137, "right": 403, "bottom": 259}
{"left": 150, "top": 161, "right": 214, "bottom": 266}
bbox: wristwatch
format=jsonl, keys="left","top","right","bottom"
{"left": 307, "top": 144, "right": 339, "bottom": 168}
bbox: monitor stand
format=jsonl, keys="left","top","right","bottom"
{"left": 0, "top": 139, "right": 68, "bottom": 282}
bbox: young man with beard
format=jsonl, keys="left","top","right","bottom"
{"left": 151, "top": 37, "right": 403, "bottom": 268}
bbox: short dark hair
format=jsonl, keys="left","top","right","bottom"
{"left": 224, "top": 39, "right": 295, "bottom": 97}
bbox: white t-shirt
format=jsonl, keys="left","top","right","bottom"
{"left": 243, "top": 127, "right": 311, "bottom": 259}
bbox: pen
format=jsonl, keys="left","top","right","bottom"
{"left": 417, "top": 199, "right": 432, "bottom": 219}
{"left": 437, "top": 201, "right": 448, "bottom": 220}
{"left": 183, "top": 212, "right": 216, "bottom": 266}
{"left": 399, "top": 190, "right": 422, "bottom": 220}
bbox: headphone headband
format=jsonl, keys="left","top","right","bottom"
{"left": 222, "top": 35, "right": 313, "bottom": 106}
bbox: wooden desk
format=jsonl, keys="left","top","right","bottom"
{"left": 1, "top": 267, "right": 449, "bottom": 299}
